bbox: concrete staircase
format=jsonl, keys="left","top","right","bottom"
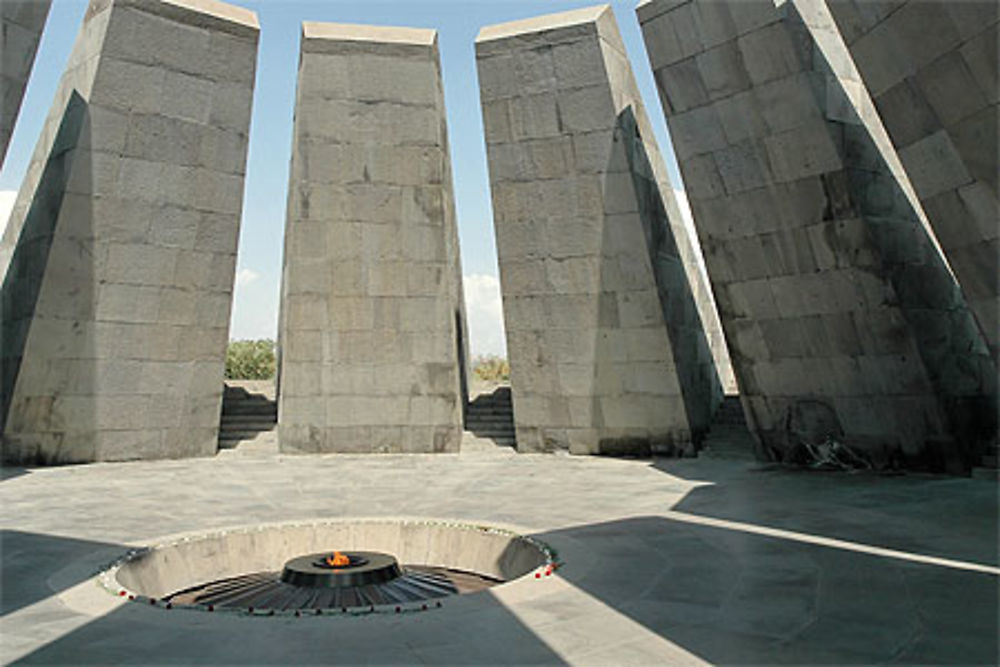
{"left": 971, "top": 441, "right": 999, "bottom": 481}
{"left": 464, "top": 386, "right": 516, "bottom": 449}
{"left": 218, "top": 382, "right": 277, "bottom": 450}
{"left": 698, "top": 395, "right": 757, "bottom": 461}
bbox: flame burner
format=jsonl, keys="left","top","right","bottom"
{"left": 282, "top": 551, "right": 401, "bottom": 588}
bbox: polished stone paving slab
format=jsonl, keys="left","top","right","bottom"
{"left": 1, "top": 448, "right": 996, "bottom": 664}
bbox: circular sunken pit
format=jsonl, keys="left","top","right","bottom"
{"left": 99, "top": 519, "right": 555, "bottom": 616}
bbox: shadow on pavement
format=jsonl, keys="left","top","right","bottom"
{"left": 650, "top": 457, "right": 1000, "bottom": 565}
{"left": 1, "top": 530, "right": 124, "bottom": 617}
{"left": 7, "top": 467, "right": 998, "bottom": 665}
{"left": 0, "top": 467, "right": 29, "bottom": 483}
{"left": 532, "top": 510, "right": 998, "bottom": 665}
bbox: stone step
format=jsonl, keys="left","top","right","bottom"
{"left": 465, "top": 417, "right": 515, "bottom": 426}
{"left": 463, "top": 432, "right": 516, "bottom": 446}
{"left": 222, "top": 405, "right": 277, "bottom": 416}
{"left": 712, "top": 396, "right": 746, "bottom": 425}
{"left": 468, "top": 401, "right": 512, "bottom": 407}
{"left": 220, "top": 423, "right": 276, "bottom": 434}
{"left": 466, "top": 409, "right": 513, "bottom": 418}
{"left": 222, "top": 410, "right": 277, "bottom": 422}
{"left": 222, "top": 398, "right": 276, "bottom": 408}
{"left": 699, "top": 422, "right": 757, "bottom": 461}
{"left": 713, "top": 415, "right": 747, "bottom": 425}
{"left": 465, "top": 424, "right": 517, "bottom": 435}
{"left": 466, "top": 430, "right": 516, "bottom": 439}
{"left": 467, "top": 401, "right": 512, "bottom": 409}
{"left": 221, "top": 413, "right": 276, "bottom": 421}
{"left": 706, "top": 423, "right": 754, "bottom": 435}
{"left": 221, "top": 414, "right": 277, "bottom": 424}
{"left": 465, "top": 389, "right": 514, "bottom": 435}
{"left": 219, "top": 429, "right": 273, "bottom": 440}
{"left": 971, "top": 467, "right": 1000, "bottom": 481}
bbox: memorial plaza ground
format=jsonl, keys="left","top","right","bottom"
{"left": 1, "top": 437, "right": 997, "bottom": 665}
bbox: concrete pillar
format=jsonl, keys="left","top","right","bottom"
{"left": 826, "top": 0, "right": 999, "bottom": 362}
{"left": 638, "top": 0, "right": 995, "bottom": 471}
{"left": 476, "top": 5, "right": 723, "bottom": 456}
{"left": 278, "top": 22, "right": 467, "bottom": 454}
{"left": 1, "top": 0, "right": 259, "bottom": 463}
{"left": 0, "top": 0, "right": 51, "bottom": 168}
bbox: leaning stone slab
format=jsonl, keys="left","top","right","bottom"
{"left": 477, "top": 5, "right": 723, "bottom": 455}
{"left": 0, "top": 0, "right": 51, "bottom": 168}
{"left": 638, "top": 0, "right": 995, "bottom": 472}
{"left": 1, "top": 0, "right": 259, "bottom": 463}
{"left": 826, "top": 0, "right": 999, "bottom": 363}
{"left": 278, "top": 22, "right": 468, "bottom": 454}
{"left": 0, "top": 0, "right": 51, "bottom": 169}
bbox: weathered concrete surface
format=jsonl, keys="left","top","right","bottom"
{"left": 0, "top": 0, "right": 51, "bottom": 168}
{"left": 638, "top": 0, "right": 996, "bottom": 472}
{"left": 278, "top": 22, "right": 467, "bottom": 454}
{"left": 477, "top": 5, "right": 724, "bottom": 456}
{"left": 0, "top": 452, "right": 997, "bottom": 664}
{"left": 826, "top": 0, "right": 999, "bottom": 363}
{"left": 0, "top": 0, "right": 259, "bottom": 463}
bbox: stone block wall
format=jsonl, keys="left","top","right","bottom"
{"left": 278, "top": 22, "right": 467, "bottom": 454}
{"left": 638, "top": 0, "right": 995, "bottom": 470}
{"left": 477, "top": 6, "right": 722, "bottom": 455}
{"left": 1, "top": 0, "right": 258, "bottom": 463}
{"left": 0, "top": 0, "right": 51, "bottom": 167}
{"left": 826, "top": 0, "right": 998, "bottom": 362}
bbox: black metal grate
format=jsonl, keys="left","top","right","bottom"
{"left": 164, "top": 565, "right": 500, "bottom": 611}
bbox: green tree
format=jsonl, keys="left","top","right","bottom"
{"left": 225, "top": 339, "right": 276, "bottom": 380}
{"left": 472, "top": 355, "right": 510, "bottom": 382}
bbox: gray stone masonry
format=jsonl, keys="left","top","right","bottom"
{"left": 278, "top": 22, "right": 468, "bottom": 454}
{"left": 784, "top": 0, "right": 933, "bottom": 257}
{"left": 0, "top": 0, "right": 259, "bottom": 463}
{"left": 477, "top": 5, "right": 723, "bottom": 456}
{"left": 638, "top": 0, "right": 996, "bottom": 472}
{"left": 826, "top": 0, "right": 999, "bottom": 363}
{"left": 0, "top": 0, "right": 51, "bottom": 168}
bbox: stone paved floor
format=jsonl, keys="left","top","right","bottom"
{"left": 1, "top": 446, "right": 997, "bottom": 665}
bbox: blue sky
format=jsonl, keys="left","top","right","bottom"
{"left": 0, "top": 0, "right": 689, "bottom": 357}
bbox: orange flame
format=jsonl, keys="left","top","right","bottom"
{"left": 325, "top": 551, "right": 350, "bottom": 567}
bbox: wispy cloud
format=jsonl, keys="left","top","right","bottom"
{"left": 463, "top": 273, "right": 506, "bottom": 358}
{"left": 235, "top": 267, "right": 260, "bottom": 287}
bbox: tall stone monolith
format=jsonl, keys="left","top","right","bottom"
{"left": 477, "top": 5, "right": 724, "bottom": 455}
{"left": 0, "top": 0, "right": 51, "bottom": 167}
{"left": 826, "top": 0, "right": 998, "bottom": 362}
{"left": 1, "top": 0, "right": 259, "bottom": 463}
{"left": 278, "top": 22, "right": 467, "bottom": 454}
{"left": 638, "top": 0, "right": 995, "bottom": 471}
